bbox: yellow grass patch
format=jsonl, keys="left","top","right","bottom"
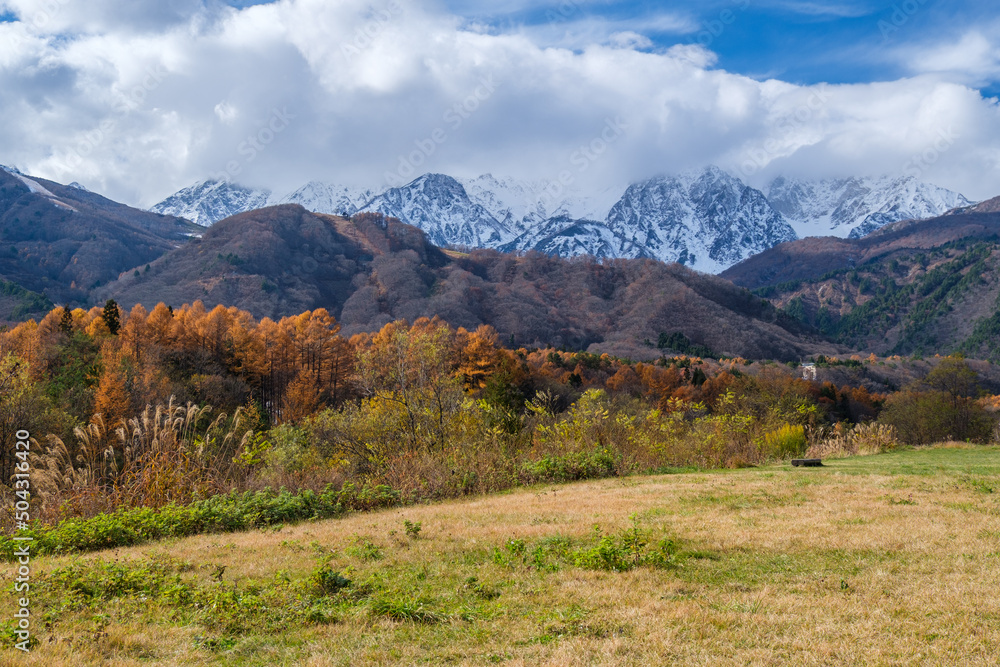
{"left": 4, "top": 446, "right": 1000, "bottom": 665}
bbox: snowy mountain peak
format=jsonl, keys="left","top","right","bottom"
{"left": 602, "top": 167, "right": 797, "bottom": 273}
{"left": 679, "top": 163, "right": 729, "bottom": 183}
{"left": 364, "top": 173, "right": 515, "bottom": 248}
{"left": 767, "top": 174, "right": 973, "bottom": 239}
{"left": 278, "top": 181, "right": 379, "bottom": 217}
{"left": 150, "top": 179, "right": 272, "bottom": 226}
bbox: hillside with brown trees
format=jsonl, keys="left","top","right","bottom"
{"left": 100, "top": 205, "right": 842, "bottom": 361}
{"left": 0, "top": 169, "right": 199, "bottom": 316}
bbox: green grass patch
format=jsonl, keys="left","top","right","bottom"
{"left": 783, "top": 445, "right": 1000, "bottom": 477}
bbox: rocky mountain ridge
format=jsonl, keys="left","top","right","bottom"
{"left": 151, "top": 168, "right": 972, "bottom": 273}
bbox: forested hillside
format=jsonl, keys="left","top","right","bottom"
{"left": 0, "top": 169, "right": 199, "bottom": 316}
{"left": 721, "top": 210, "right": 1000, "bottom": 289}
{"left": 750, "top": 238, "right": 1000, "bottom": 360}
{"left": 100, "top": 205, "right": 839, "bottom": 361}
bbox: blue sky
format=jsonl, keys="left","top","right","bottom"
{"left": 440, "top": 0, "right": 999, "bottom": 88}
{"left": 1, "top": 0, "right": 999, "bottom": 204}
{"left": 4, "top": 0, "right": 997, "bottom": 88}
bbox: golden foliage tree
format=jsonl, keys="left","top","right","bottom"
{"left": 355, "top": 318, "right": 461, "bottom": 450}
{"left": 457, "top": 325, "right": 504, "bottom": 390}
{"left": 282, "top": 370, "right": 321, "bottom": 423}
{"left": 94, "top": 347, "right": 131, "bottom": 428}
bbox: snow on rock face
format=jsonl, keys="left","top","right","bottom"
{"left": 360, "top": 173, "right": 515, "bottom": 248}
{"left": 5, "top": 170, "right": 57, "bottom": 198}
{"left": 458, "top": 174, "right": 626, "bottom": 234}
{"left": 605, "top": 167, "right": 797, "bottom": 273}
{"left": 0, "top": 165, "right": 78, "bottom": 211}
{"left": 448, "top": 167, "right": 795, "bottom": 273}
{"left": 528, "top": 217, "right": 630, "bottom": 259}
{"left": 767, "top": 175, "right": 972, "bottom": 239}
{"left": 278, "top": 181, "right": 379, "bottom": 217}
{"left": 150, "top": 180, "right": 273, "bottom": 226}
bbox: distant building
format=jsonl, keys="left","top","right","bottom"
{"left": 801, "top": 363, "right": 817, "bottom": 380}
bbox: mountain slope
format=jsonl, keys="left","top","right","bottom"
{"left": 756, "top": 238, "right": 1000, "bottom": 360}
{"left": 149, "top": 169, "right": 801, "bottom": 274}
{"left": 101, "top": 205, "right": 841, "bottom": 360}
{"left": 360, "top": 168, "right": 797, "bottom": 272}
{"left": 721, "top": 208, "right": 1000, "bottom": 360}
{"left": 362, "top": 174, "right": 517, "bottom": 248}
{"left": 149, "top": 169, "right": 972, "bottom": 274}
{"left": 459, "top": 174, "right": 626, "bottom": 235}
{"left": 720, "top": 210, "right": 1000, "bottom": 290}
{"left": 0, "top": 168, "right": 199, "bottom": 313}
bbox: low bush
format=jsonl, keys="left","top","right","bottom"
{"left": 761, "top": 424, "right": 808, "bottom": 459}
{"left": 522, "top": 450, "right": 617, "bottom": 483}
{"left": 490, "top": 518, "right": 680, "bottom": 573}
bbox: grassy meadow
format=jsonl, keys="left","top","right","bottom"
{"left": 3, "top": 444, "right": 1000, "bottom": 665}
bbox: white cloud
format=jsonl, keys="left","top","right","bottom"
{"left": 903, "top": 30, "right": 1000, "bottom": 86}
{"left": 755, "top": 1, "right": 873, "bottom": 19}
{"left": 509, "top": 11, "right": 696, "bottom": 51}
{"left": 607, "top": 31, "right": 652, "bottom": 50}
{"left": 214, "top": 101, "right": 238, "bottom": 123}
{"left": 0, "top": 0, "right": 998, "bottom": 208}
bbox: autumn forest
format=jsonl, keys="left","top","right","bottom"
{"left": 1, "top": 296, "right": 996, "bottom": 538}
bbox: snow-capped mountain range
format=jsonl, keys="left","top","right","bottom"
{"left": 766, "top": 175, "right": 973, "bottom": 240}
{"left": 150, "top": 167, "right": 975, "bottom": 273}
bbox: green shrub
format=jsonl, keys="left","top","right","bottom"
{"left": 491, "top": 519, "right": 679, "bottom": 574}
{"left": 572, "top": 520, "right": 678, "bottom": 572}
{"left": 369, "top": 595, "right": 445, "bottom": 623}
{"left": 522, "top": 450, "right": 616, "bottom": 482}
{"left": 403, "top": 520, "right": 422, "bottom": 538}
{"left": 263, "top": 424, "right": 323, "bottom": 474}
{"left": 761, "top": 424, "right": 808, "bottom": 459}
{"left": 0, "top": 483, "right": 403, "bottom": 560}
{"left": 312, "top": 565, "right": 351, "bottom": 596}
{"left": 879, "top": 390, "right": 994, "bottom": 445}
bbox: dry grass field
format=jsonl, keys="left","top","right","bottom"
{"left": 4, "top": 444, "right": 1000, "bottom": 666}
